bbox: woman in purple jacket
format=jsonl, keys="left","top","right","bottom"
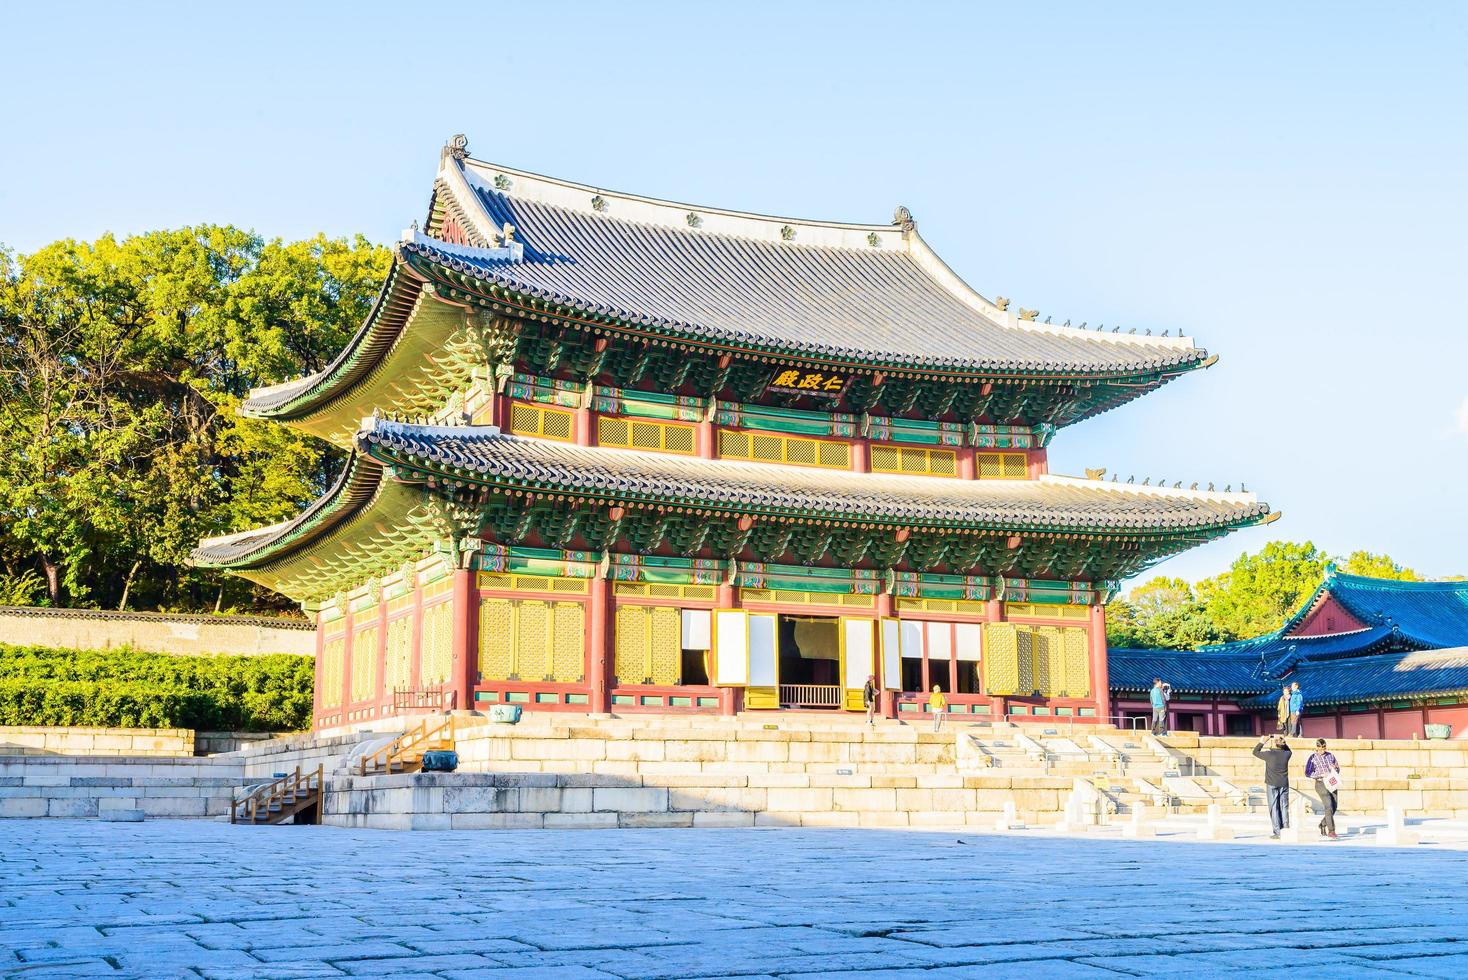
{"left": 1305, "top": 738, "right": 1341, "bottom": 839}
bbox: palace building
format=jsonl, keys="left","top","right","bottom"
{"left": 192, "top": 136, "right": 1274, "bottom": 733}
{"left": 1109, "top": 571, "right": 1468, "bottom": 740}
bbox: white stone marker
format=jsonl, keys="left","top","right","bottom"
{"left": 1054, "top": 794, "right": 1092, "bottom": 833}
{"left": 1123, "top": 804, "right": 1156, "bottom": 839}
{"left": 1377, "top": 805, "right": 1420, "bottom": 847}
{"left": 1197, "top": 803, "right": 1235, "bottom": 841}
{"left": 993, "top": 800, "right": 1025, "bottom": 832}
{"left": 1280, "top": 794, "right": 1308, "bottom": 843}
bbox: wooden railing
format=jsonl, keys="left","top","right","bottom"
{"left": 230, "top": 764, "right": 323, "bottom": 825}
{"left": 779, "top": 684, "right": 842, "bottom": 708}
{"left": 358, "top": 716, "right": 455, "bottom": 777}
{"left": 392, "top": 686, "right": 454, "bottom": 711}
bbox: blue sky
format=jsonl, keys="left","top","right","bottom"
{"left": 3, "top": 1, "right": 1465, "bottom": 584}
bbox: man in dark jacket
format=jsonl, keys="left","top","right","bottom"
{"left": 1253, "top": 735, "right": 1293, "bottom": 838}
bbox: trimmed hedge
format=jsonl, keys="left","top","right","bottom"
{"left": 0, "top": 644, "right": 313, "bottom": 731}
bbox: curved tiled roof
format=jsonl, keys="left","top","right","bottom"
{"left": 426, "top": 157, "right": 1205, "bottom": 376}
{"left": 1236, "top": 647, "right": 1468, "bottom": 708}
{"left": 1107, "top": 648, "right": 1273, "bottom": 696}
{"left": 358, "top": 420, "right": 1271, "bottom": 534}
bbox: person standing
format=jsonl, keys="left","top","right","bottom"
{"left": 1288, "top": 682, "right": 1305, "bottom": 737}
{"left": 1253, "top": 734, "right": 1293, "bottom": 839}
{"left": 1149, "top": 678, "right": 1169, "bottom": 736}
{"left": 928, "top": 685, "right": 947, "bottom": 733}
{"left": 1275, "top": 686, "right": 1291, "bottom": 734}
{"left": 863, "top": 674, "right": 879, "bottom": 726}
{"left": 1305, "top": 738, "right": 1341, "bottom": 839}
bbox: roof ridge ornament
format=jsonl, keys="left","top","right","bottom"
{"left": 892, "top": 206, "right": 916, "bottom": 235}
{"left": 443, "top": 133, "right": 469, "bottom": 164}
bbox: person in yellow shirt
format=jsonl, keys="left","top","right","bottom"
{"left": 928, "top": 685, "right": 948, "bottom": 733}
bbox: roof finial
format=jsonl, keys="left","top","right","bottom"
{"left": 444, "top": 133, "right": 469, "bottom": 163}
{"left": 994, "top": 296, "right": 1011, "bottom": 311}
{"left": 892, "top": 206, "right": 916, "bottom": 234}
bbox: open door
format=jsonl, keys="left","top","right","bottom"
{"left": 879, "top": 618, "right": 901, "bottom": 691}
{"left": 712, "top": 609, "right": 748, "bottom": 686}
{"left": 839, "top": 617, "right": 876, "bottom": 711}
{"left": 745, "top": 612, "right": 779, "bottom": 709}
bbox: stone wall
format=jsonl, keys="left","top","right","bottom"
{"left": 0, "top": 726, "right": 194, "bottom": 757}
{"left": 0, "top": 754, "right": 244, "bottom": 819}
{"left": 0, "top": 606, "right": 314, "bottom": 657}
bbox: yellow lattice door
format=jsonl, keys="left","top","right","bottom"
{"left": 515, "top": 601, "right": 551, "bottom": 681}
{"left": 551, "top": 602, "right": 585, "bottom": 682}
{"left": 1062, "top": 627, "right": 1091, "bottom": 697}
{"left": 320, "top": 637, "right": 345, "bottom": 709}
{"left": 350, "top": 625, "right": 378, "bottom": 703}
{"left": 419, "top": 602, "right": 452, "bottom": 685}
{"left": 1036, "top": 626, "right": 1062, "bottom": 697}
{"left": 649, "top": 606, "right": 682, "bottom": 686}
{"left": 478, "top": 598, "right": 514, "bottom": 681}
{"left": 386, "top": 617, "right": 413, "bottom": 693}
{"left": 983, "top": 623, "right": 1019, "bottom": 695}
{"left": 614, "top": 606, "right": 648, "bottom": 684}
{"left": 1014, "top": 628, "right": 1036, "bottom": 695}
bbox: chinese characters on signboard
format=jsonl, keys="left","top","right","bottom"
{"left": 766, "top": 369, "right": 847, "bottom": 397}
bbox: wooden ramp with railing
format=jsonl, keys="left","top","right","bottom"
{"left": 358, "top": 717, "right": 455, "bottom": 777}
{"left": 231, "top": 765, "right": 323, "bottom": 825}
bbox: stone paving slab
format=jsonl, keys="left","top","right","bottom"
{"left": 1, "top": 820, "right": 1467, "bottom": 978}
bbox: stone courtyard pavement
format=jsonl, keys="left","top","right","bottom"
{"left": 3, "top": 822, "right": 1468, "bottom": 979}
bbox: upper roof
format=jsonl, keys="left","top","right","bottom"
{"left": 1201, "top": 571, "right": 1468, "bottom": 666}
{"left": 241, "top": 138, "right": 1214, "bottom": 431}
{"left": 432, "top": 153, "right": 1205, "bottom": 375}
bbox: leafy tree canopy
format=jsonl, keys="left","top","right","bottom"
{"left": 0, "top": 228, "right": 390, "bottom": 613}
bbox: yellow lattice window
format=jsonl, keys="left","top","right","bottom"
{"left": 320, "top": 636, "right": 345, "bottom": 709}
{"left": 597, "top": 416, "right": 697, "bottom": 455}
{"left": 478, "top": 598, "right": 585, "bottom": 683}
{"left": 870, "top": 445, "right": 958, "bottom": 477}
{"left": 478, "top": 572, "right": 590, "bottom": 594}
{"left": 385, "top": 616, "right": 413, "bottom": 692}
{"left": 615, "top": 604, "right": 683, "bottom": 685}
{"left": 508, "top": 401, "right": 575, "bottom": 442}
{"left": 718, "top": 429, "right": 851, "bottom": 469}
{"left": 419, "top": 601, "right": 453, "bottom": 685}
{"left": 983, "top": 623, "right": 1018, "bottom": 695}
{"left": 1006, "top": 602, "right": 1090, "bottom": 621}
{"left": 350, "top": 625, "right": 378, "bottom": 703}
{"left": 976, "top": 452, "right": 1028, "bottom": 480}
{"left": 738, "top": 588, "right": 876, "bottom": 608}
{"left": 894, "top": 597, "right": 988, "bottom": 615}
{"left": 614, "top": 582, "right": 718, "bottom": 601}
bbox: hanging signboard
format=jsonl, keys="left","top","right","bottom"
{"left": 765, "top": 368, "right": 848, "bottom": 398}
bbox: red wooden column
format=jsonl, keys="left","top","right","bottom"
{"left": 375, "top": 585, "right": 389, "bottom": 716}
{"left": 575, "top": 406, "right": 593, "bottom": 446}
{"left": 1089, "top": 603, "right": 1112, "bottom": 725}
{"left": 312, "top": 609, "right": 327, "bottom": 729}
{"left": 1027, "top": 448, "right": 1049, "bottom": 479}
{"left": 450, "top": 567, "right": 478, "bottom": 712}
{"left": 852, "top": 439, "right": 870, "bottom": 473}
{"left": 875, "top": 592, "right": 897, "bottom": 718}
{"left": 697, "top": 419, "right": 716, "bottom": 458}
{"left": 587, "top": 573, "right": 611, "bottom": 715}
{"left": 958, "top": 448, "right": 976, "bottom": 480}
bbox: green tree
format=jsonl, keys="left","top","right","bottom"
{"left": 0, "top": 228, "right": 389, "bottom": 611}
{"left": 1194, "top": 541, "right": 1331, "bottom": 640}
{"left": 1106, "top": 576, "right": 1227, "bottom": 649}
{"left": 1339, "top": 550, "right": 1420, "bottom": 581}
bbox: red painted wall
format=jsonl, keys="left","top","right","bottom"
{"left": 1290, "top": 594, "right": 1369, "bottom": 637}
